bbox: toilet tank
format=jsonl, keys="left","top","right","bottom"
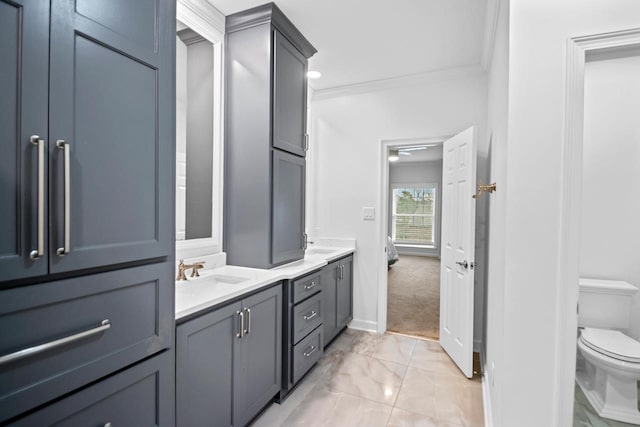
{"left": 578, "top": 278, "right": 638, "bottom": 330}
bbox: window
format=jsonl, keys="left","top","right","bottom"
{"left": 392, "top": 185, "right": 437, "bottom": 246}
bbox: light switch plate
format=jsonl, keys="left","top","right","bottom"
{"left": 362, "top": 207, "right": 375, "bottom": 220}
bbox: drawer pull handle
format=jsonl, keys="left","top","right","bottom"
{"left": 304, "top": 281, "right": 318, "bottom": 291}
{"left": 303, "top": 345, "right": 317, "bottom": 358}
{"left": 303, "top": 310, "right": 317, "bottom": 321}
{"left": 0, "top": 319, "right": 111, "bottom": 366}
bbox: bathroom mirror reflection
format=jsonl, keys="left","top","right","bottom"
{"left": 175, "top": 19, "right": 215, "bottom": 241}
{"left": 573, "top": 44, "right": 640, "bottom": 426}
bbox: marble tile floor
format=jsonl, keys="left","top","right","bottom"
{"left": 573, "top": 381, "right": 640, "bottom": 427}
{"left": 251, "top": 329, "right": 484, "bottom": 427}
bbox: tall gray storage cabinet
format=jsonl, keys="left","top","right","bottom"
{"left": 0, "top": 0, "right": 176, "bottom": 424}
{"left": 224, "top": 3, "right": 316, "bottom": 269}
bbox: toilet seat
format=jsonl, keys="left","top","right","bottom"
{"left": 580, "top": 328, "right": 640, "bottom": 363}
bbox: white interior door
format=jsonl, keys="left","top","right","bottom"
{"left": 440, "top": 126, "right": 477, "bottom": 378}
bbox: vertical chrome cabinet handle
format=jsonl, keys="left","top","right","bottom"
{"left": 304, "top": 133, "right": 309, "bottom": 151}
{"left": 30, "top": 135, "right": 44, "bottom": 259}
{"left": 236, "top": 310, "right": 244, "bottom": 339}
{"left": 245, "top": 308, "right": 251, "bottom": 335}
{"left": 56, "top": 140, "right": 70, "bottom": 256}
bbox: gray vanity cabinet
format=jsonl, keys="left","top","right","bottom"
{"left": 224, "top": 3, "right": 316, "bottom": 269}
{"left": 176, "top": 302, "right": 240, "bottom": 427}
{"left": 337, "top": 257, "right": 354, "bottom": 328}
{"left": 0, "top": 0, "right": 174, "bottom": 282}
{"left": 322, "top": 255, "right": 354, "bottom": 346}
{"left": 177, "top": 284, "right": 282, "bottom": 427}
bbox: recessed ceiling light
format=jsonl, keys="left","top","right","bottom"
{"left": 307, "top": 70, "right": 322, "bottom": 79}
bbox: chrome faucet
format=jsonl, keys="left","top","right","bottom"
{"left": 176, "top": 259, "right": 206, "bottom": 281}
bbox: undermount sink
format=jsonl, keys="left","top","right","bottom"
{"left": 204, "top": 274, "right": 250, "bottom": 285}
{"left": 180, "top": 270, "right": 250, "bottom": 286}
{"left": 305, "top": 248, "right": 334, "bottom": 255}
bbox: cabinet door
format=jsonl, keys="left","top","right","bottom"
{"left": 337, "top": 258, "right": 354, "bottom": 328}
{"left": 48, "top": 0, "right": 175, "bottom": 274}
{"left": 177, "top": 302, "right": 242, "bottom": 427}
{"left": 0, "top": 0, "right": 49, "bottom": 282}
{"left": 236, "top": 285, "right": 282, "bottom": 426}
{"left": 273, "top": 30, "right": 308, "bottom": 157}
{"left": 321, "top": 265, "right": 338, "bottom": 346}
{"left": 272, "top": 150, "right": 305, "bottom": 265}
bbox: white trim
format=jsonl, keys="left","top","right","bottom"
{"left": 348, "top": 319, "right": 379, "bottom": 334}
{"left": 175, "top": 0, "right": 226, "bottom": 261}
{"left": 481, "top": 0, "right": 502, "bottom": 71}
{"left": 555, "top": 28, "right": 640, "bottom": 427}
{"left": 377, "top": 137, "right": 448, "bottom": 334}
{"left": 177, "top": 0, "right": 225, "bottom": 40}
{"left": 313, "top": 65, "right": 485, "bottom": 101}
{"left": 481, "top": 351, "right": 494, "bottom": 427}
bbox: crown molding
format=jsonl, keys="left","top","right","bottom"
{"left": 225, "top": 2, "right": 317, "bottom": 58}
{"left": 177, "top": 0, "right": 225, "bottom": 41}
{"left": 481, "top": 0, "right": 502, "bottom": 71}
{"left": 312, "top": 65, "right": 486, "bottom": 101}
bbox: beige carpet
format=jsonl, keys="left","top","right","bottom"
{"left": 387, "top": 255, "right": 441, "bottom": 340}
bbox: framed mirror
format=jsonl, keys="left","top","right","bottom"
{"left": 175, "top": 0, "right": 224, "bottom": 260}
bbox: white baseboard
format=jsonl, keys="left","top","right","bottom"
{"left": 481, "top": 351, "right": 494, "bottom": 427}
{"left": 348, "top": 318, "right": 378, "bottom": 333}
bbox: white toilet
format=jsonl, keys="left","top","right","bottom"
{"left": 577, "top": 278, "right": 640, "bottom": 425}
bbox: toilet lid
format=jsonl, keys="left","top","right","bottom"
{"left": 581, "top": 328, "right": 640, "bottom": 363}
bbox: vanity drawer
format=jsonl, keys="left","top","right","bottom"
{"left": 0, "top": 263, "right": 174, "bottom": 422}
{"left": 11, "top": 350, "right": 174, "bottom": 426}
{"left": 292, "top": 326, "right": 323, "bottom": 384}
{"left": 292, "top": 292, "right": 323, "bottom": 344}
{"left": 292, "top": 271, "right": 321, "bottom": 304}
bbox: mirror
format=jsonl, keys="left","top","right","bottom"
{"left": 175, "top": 19, "right": 215, "bottom": 241}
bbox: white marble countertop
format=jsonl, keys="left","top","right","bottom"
{"left": 175, "top": 245, "right": 354, "bottom": 321}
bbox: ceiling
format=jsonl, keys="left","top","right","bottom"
{"left": 209, "top": 0, "right": 489, "bottom": 90}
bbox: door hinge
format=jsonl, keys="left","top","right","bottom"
{"left": 470, "top": 261, "right": 477, "bottom": 270}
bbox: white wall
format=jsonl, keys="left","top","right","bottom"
{"left": 580, "top": 51, "right": 640, "bottom": 340}
{"left": 492, "top": 1, "right": 640, "bottom": 426}
{"left": 308, "top": 67, "right": 487, "bottom": 332}
{"left": 483, "top": 0, "right": 509, "bottom": 425}
{"left": 389, "top": 160, "right": 443, "bottom": 256}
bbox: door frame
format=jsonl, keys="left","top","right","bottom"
{"left": 555, "top": 28, "right": 640, "bottom": 426}
{"left": 376, "top": 136, "right": 448, "bottom": 334}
